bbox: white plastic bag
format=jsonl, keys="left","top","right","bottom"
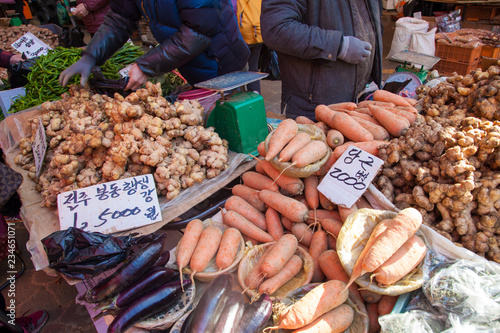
{"left": 387, "top": 17, "right": 429, "bottom": 59}
{"left": 410, "top": 27, "right": 437, "bottom": 57}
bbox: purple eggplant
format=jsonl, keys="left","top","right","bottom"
{"left": 237, "top": 293, "right": 273, "bottom": 333}
{"left": 153, "top": 249, "right": 171, "bottom": 267}
{"left": 107, "top": 278, "right": 191, "bottom": 333}
{"left": 84, "top": 233, "right": 167, "bottom": 303}
{"left": 182, "top": 274, "right": 233, "bottom": 333}
{"left": 212, "top": 290, "right": 246, "bottom": 333}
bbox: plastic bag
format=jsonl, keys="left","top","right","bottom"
{"left": 56, "top": 2, "right": 70, "bottom": 26}
{"left": 58, "top": 26, "right": 86, "bottom": 48}
{"left": 409, "top": 27, "right": 437, "bottom": 57}
{"left": 436, "top": 10, "right": 462, "bottom": 33}
{"left": 379, "top": 310, "right": 445, "bottom": 333}
{"left": 41, "top": 227, "right": 158, "bottom": 279}
{"left": 7, "top": 58, "right": 37, "bottom": 89}
{"left": 258, "top": 44, "right": 280, "bottom": 81}
{"left": 387, "top": 17, "right": 429, "bottom": 59}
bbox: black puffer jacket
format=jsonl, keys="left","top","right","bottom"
{"left": 83, "top": 0, "right": 249, "bottom": 85}
{"left": 261, "top": 0, "right": 383, "bottom": 120}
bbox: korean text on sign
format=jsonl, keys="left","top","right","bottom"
{"left": 57, "top": 174, "right": 162, "bottom": 234}
{"left": 317, "top": 146, "right": 384, "bottom": 208}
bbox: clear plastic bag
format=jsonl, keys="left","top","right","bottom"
{"left": 379, "top": 310, "right": 445, "bottom": 333}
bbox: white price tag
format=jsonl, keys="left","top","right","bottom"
{"left": 317, "top": 146, "right": 384, "bottom": 208}
{"left": 119, "top": 64, "right": 133, "bottom": 78}
{"left": 32, "top": 117, "right": 47, "bottom": 178}
{"left": 11, "top": 32, "right": 51, "bottom": 59}
{"left": 57, "top": 174, "right": 162, "bottom": 234}
{"left": 413, "top": 11, "right": 422, "bottom": 19}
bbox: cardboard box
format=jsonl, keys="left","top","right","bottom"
{"left": 0, "top": 87, "right": 25, "bottom": 119}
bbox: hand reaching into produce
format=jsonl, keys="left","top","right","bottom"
{"left": 59, "top": 55, "right": 96, "bottom": 87}
{"left": 9, "top": 53, "right": 23, "bottom": 65}
{"left": 125, "top": 63, "right": 148, "bottom": 91}
{"left": 337, "top": 36, "right": 372, "bottom": 64}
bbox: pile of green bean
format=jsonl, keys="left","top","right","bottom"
{"left": 9, "top": 43, "right": 144, "bottom": 113}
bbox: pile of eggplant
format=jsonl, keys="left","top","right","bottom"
{"left": 80, "top": 233, "right": 192, "bottom": 333}
{"left": 179, "top": 274, "right": 273, "bottom": 333}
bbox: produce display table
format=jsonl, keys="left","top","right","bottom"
{"left": 0, "top": 107, "right": 257, "bottom": 273}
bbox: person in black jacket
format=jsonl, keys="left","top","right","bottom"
{"left": 261, "top": 0, "right": 383, "bottom": 120}
{"left": 59, "top": 0, "right": 250, "bottom": 91}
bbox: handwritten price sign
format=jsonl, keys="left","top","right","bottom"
{"left": 318, "top": 146, "right": 383, "bottom": 208}
{"left": 57, "top": 174, "right": 162, "bottom": 234}
{"left": 11, "top": 32, "right": 51, "bottom": 59}
{"left": 32, "top": 117, "right": 47, "bottom": 178}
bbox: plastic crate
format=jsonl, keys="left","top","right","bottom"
{"left": 433, "top": 59, "right": 481, "bottom": 76}
{"left": 436, "top": 43, "right": 482, "bottom": 64}
{"left": 481, "top": 45, "right": 500, "bottom": 59}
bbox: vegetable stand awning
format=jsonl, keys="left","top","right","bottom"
{"left": 0, "top": 106, "right": 256, "bottom": 274}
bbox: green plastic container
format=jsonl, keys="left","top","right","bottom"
{"left": 10, "top": 17, "right": 22, "bottom": 27}
{"left": 206, "top": 91, "right": 268, "bottom": 154}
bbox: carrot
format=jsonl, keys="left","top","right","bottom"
{"left": 372, "top": 234, "right": 426, "bottom": 286}
{"left": 361, "top": 208, "right": 423, "bottom": 274}
{"left": 307, "top": 210, "right": 341, "bottom": 224}
{"left": 338, "top": 204, "right": 357, "bottom": 223}
{"left": 258, "top": 255, "right": 303, "bottom": 295}
{"left": 266, "top": 119, "right": 299, "bottom": 161}
{"left": 357, "top": 100, "right": 396, "bottom": 108}
{"left": 319, "top": 192, "right": 336, "bottom": 211}
{"left": 243, "top": 235, "right": 259, "bottom": 246}
{"left": 314, "top": 104, "right": 339, "bottom": 128}
{"left": 278, "top": 132, "right": 312, "bottom": 162}
{"left": 318, "top": 250, "right": 362, "bottom": 302}
{"left": 242, "top": 171, "right": 279, "bottom": 192}
{"left": 257, "top": 141, "right": 266, "bottom": 157}
{"left": 255, "top": 160, "right": 267, "bottom": 175}
{"left": 245, "top": 244, "right": 276, "bottom": 289}
{"left": 314, "top": 151, "right": 337, "bottom": 177}
{"left": 333, "top": 140, "right": 388, "bottom": 160}
{"left": 353, "top": 107, "right": 372, "bottom": 115}
{"left": 281, "top": 216, "right": 294, "bottom": 231}
{"left": 320, "top": 218, "right": 343, "bottom": 238}
{"left": 309, "top": 227, "right": 328, "bottom": 282}
{"left": 215, "top": 228, "right": 242, "bottom": 270}
{"left": 294, "top": 194, "right": 310, "bottom": 209}
{"left": 260, "top": 234, "right": 299, "bottom": 277}
{"left": 190, "top": 225, "right": 223, "bottom": 273}
{"left": 385, "top": 107, "right": 417, "bottom": 124}
{"left": 225, "top": 195, "right": 268, "bottom": 230}
{"left": 292, "top": 304, "right": 354, "bottom": 333}
{"left": 378, "top": 295, "right": 398, "bottom": 316}
{"left": 266, "top": 207, "right": 285, "bottom": 241}
{"left": 223, "top": 210, "right": 274, "bottom": 243}
{"left": 292, "top": 140, "right": 329, "bottom": 168}
{"left": 326, "top": 129, "right": 344, "bottom": 149}
{"left": 259, "top": 189, "right": 310, "bottom": 223}
{"left": 258, "top": 159, "right": 305, "bottom": 196}
{"left": 397, "top": 105, "right": 418, "bottom": 114}
{"left": 176, "top": 219, "right": 204, "bottom": 286}
{"left": 303, "top": 175, "right": 319, "bottom": 210}
{"left": 328, "top": 234, "right": 337, "bottom": 251}
{"left": 359, "top": 289, "right": 382, "bottom": 303}
{"left": 373, "top": 90, "right": 412, "bottom": 107}
{"left": 313, "top": 122, "right": 329, "bottom": 136}
{"left": 273, "top": 280, "right": 349, "bottom": 330}
{"left": 326, "top": 102, "right": 357, "bottom": 110}
{"left": 331, "top": 112, "right": 374, "bottom": 142}
{"left": 346, "top": 110, "right": 379, "bottom": 124}
{"left": 355, "top": 196, "right": 373, "bottom": 209}
{"left": 368, "top": 104, "right": 410, "bottom": 137}
{"left": 351, "top": 116, "right": 391, "bottom": 141}
{"left": 366, "top": 302, "right": 381, "bottom": 333}
{"left": 404, "top": 97, "right": 418, "bottom": 106}
{"left": 295, "top": 116, "right": 315, "bottom": 125}
{"left": 345, "top": 218, "right": 392, "bottom": 288}
{"left": 291, "top": 222, "right": 314, "bottom": 247}
{"left": 232, "top": 184, "right": 266, "bottom": 212}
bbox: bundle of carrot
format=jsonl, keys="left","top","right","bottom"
{"left": 305, "top": 89, "right": 421, "bottom": 176}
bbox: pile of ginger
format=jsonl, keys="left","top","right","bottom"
{"left": 14, "top": 83, "right": 229, "bottom": 207}
{"left": 374, "top": 62, "right": 500, "bottom": 263}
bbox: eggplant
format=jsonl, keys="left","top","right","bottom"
{"left": 212, "top": 290, "right": 246, "bottom": 333}
{"left": 107, "top": 278, "right": 191, "bottom": 333}
{"left": 153, "top": 249, "right": 171, "bottom": 267}
{"left": 84, "top": 233, "right": 167, "bottom": 303}
{"left": 237, "top": 293, "right": 273, "bottom": 333}
{"left": 182, "top": 274, "right": 233, "bottom": 332}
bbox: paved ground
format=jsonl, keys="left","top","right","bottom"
{"left": 2, "top": 10, "right": 401, "bottom": 333}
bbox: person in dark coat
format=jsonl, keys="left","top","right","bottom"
{"left": 0, "top": 50, "right": 22, "bottom": 68}
{"left": 59, "top": 0, "right": 250, "bottom": 91}
{"left": 72, "top": 0, "right": 111, "bottom": 36}
{"left": 261, "top": 0, "right": 383, "bottom": 120}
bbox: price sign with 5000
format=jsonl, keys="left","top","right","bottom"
{"left": 317, "top": 146, "right": 384, "bottom": 208}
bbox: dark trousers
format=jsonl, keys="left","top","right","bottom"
{"left": 246, "top": 43, "right": 262, "bottom": 94}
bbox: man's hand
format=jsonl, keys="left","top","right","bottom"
{"left": 72, "top": 3, "right": 89, "bottom": 18}
{"left": 59, "top": 55, "right": 96, "bottom": 87}
{"left": 338, "top": 36, "right": 372, "bottom": 64}
{"left": 125, "top": 64, "right": 148, "bottom": 91}
{"left": 9, "top": 54, "right": 23, "bottom": 65}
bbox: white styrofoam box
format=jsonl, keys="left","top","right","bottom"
{"left": 0, "top": 87, "right": 25, "bottom": 118}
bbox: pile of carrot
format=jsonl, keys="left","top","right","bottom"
{"left": 307, "top": 89, "right": 420, "bottom": 173}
